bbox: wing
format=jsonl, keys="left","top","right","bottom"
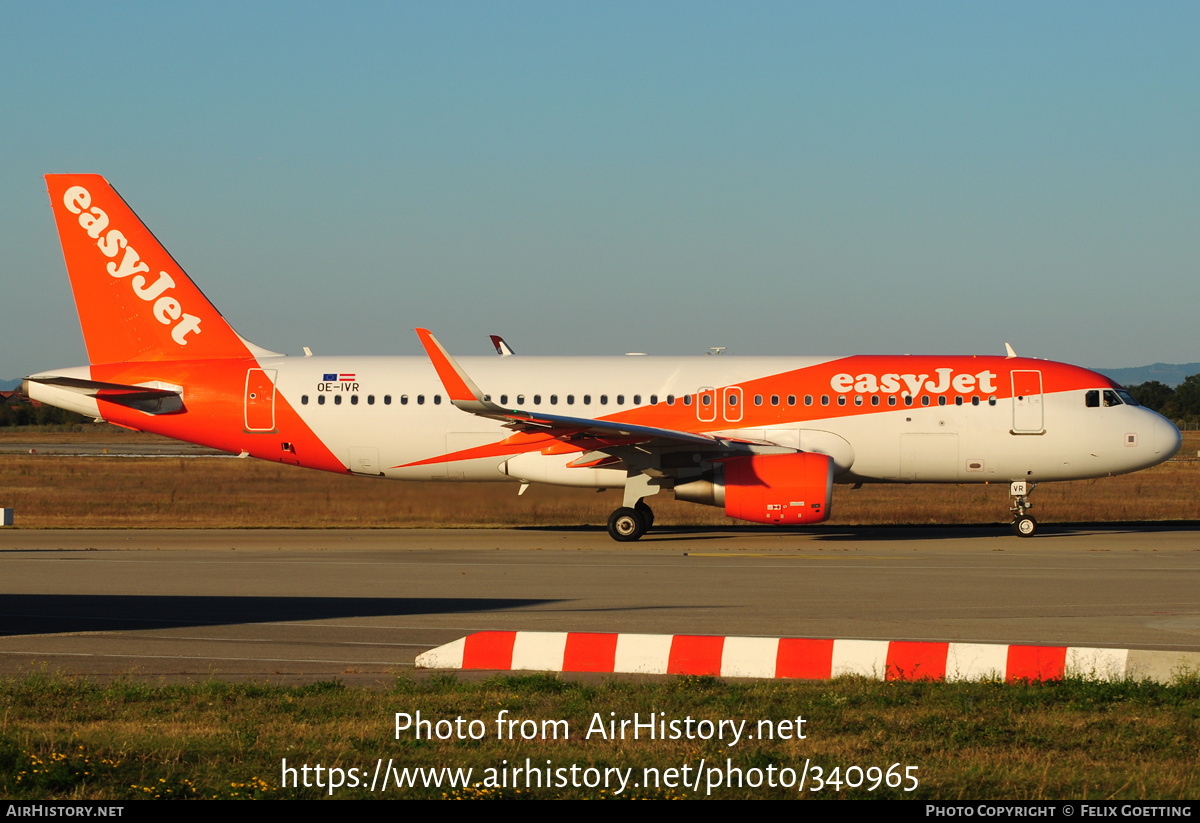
{"left": 415, "top": 328, "right": 779, "bottom": 454}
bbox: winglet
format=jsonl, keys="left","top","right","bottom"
{"left": 1004, "top": 342, "right": 1017, "bottom": 359}
{"left": 415, "top": 329, "right": 492, "bottom": 412}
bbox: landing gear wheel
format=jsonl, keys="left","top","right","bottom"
{"left": 634, "top": 500, "right": 655, "bottom": 531}
{"left": 1012, "top": 515, "right": 1037, "bottom": 537}
{"left": 608, "top": 507, "right": 647, "bottom": 542}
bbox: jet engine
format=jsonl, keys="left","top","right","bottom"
{"left": 675, "top": 452, "right": 833, "bottom": 525}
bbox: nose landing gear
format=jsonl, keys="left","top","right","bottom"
{"left": 1010, "top": 481, "right": 1038, "bottom": 537}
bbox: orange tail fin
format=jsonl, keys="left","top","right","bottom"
{"left": 45, "top": 174, "right": 260, "bottom": 364}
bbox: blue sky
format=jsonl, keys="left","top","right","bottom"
{"left": 2, "top": 1, "right": 1197, "bottom": 378}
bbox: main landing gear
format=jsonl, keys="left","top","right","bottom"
{"left": 607, "top": 500, "right": 655, "bottom": 542}
{"left": 1009, "top": 481, "right": 1038, "bottom": 537}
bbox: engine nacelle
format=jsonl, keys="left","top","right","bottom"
{"left": 676, "top": 453, "right": 833, "bottom": 525}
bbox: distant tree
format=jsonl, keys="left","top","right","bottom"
{"left": 0, "top": 396, "right": 88, "bottom": 427}
{"left": 1174, "top": 374, "right": 1200, "bottom": 418}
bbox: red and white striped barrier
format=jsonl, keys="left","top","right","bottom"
{"left": 414, "top": 631, "right": 1164, "bottom": 682}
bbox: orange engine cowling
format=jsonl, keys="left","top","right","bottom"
{"left": 723, "top": 453, "right": 834, "bottom": 525}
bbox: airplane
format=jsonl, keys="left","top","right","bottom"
{"left": 25, "top": 174, "right": 1183, "bottom": 541}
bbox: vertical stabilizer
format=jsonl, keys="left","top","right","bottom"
{"left": 45, "top": 174, "right": 257, "bottom": 363}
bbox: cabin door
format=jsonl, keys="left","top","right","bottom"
{"left": 1011, "top": 370, "right": 1044, "bottom": 433}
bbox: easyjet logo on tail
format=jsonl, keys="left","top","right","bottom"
{"left": 62, "top": 185, "right": 201, "bottom": 346}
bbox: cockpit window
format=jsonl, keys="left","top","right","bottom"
{"left": 1088, "top": 388, "right": 1138, "bottom": 408}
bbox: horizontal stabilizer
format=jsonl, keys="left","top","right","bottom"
{"left": 24, "top": 374, "right": 184, "bottom": 414}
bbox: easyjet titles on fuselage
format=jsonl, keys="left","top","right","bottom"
{"left": 829, "top": 368, "right": 998, "bottom": 397}
{"left": 61, "top": 185, "right": 202, "bottom": 346}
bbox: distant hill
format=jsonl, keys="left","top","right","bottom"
{"left": 0, "top": 379, "right": 21, "bottom": 392}
{"left": 1093, "top": 363, "right": 1200, "bottom": 388}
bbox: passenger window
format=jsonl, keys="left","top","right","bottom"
{"left": 318, "top": 395, "right": 326, "bottom": 405}
{"left": 368, "top": 395, "right": 375, "bottom": 405}
{"left": 350, "top": 395, "right": 359, "bottom": 405}
{"left": 954, "top": 396, "right": 962, "bottom": 406}
{"left": 837, "top": 396, "right": 846, "bottom": 406}
{"left": 301, "top": 395, "right": 309, "bottom": 405}
{"left": 334, "top": 395, "right": 342, "bottom": 405}
{"left": 787, "top": 395, "right": 796, "bottom": 406}
{"left": 583, "top": 395, "right": 591, "bottom": 404}
{"left": 550, "top": 395, "right": 558, "bottom": 405}
{"left": 871, "top": 396, "right": 880, "bottom": 406}
{"left": 386, "top": 395, "right": 393, "bottom": 405}
{"left": 771, "top": 395, "right": 779, "bottom": 406}
{"left": 853, "top": 395, "right": 863, "bottom": 406}
{"left": 888, "top": 396, "right": 896, "bottom": 407}
{"left": 820, "top": 395, "right": 829, "bottom": 406}
{"left": 567, "top": 395, "right": 574, "bottom": 405}
{"left": 904, "top": 396, "right": 914, "bottom": 407}
{"left": 683, "top": 395, "right": 691, "bottom": 406}
{"left": 667, "top": 395, "right": 675, "bottom": 405}
{"left": 633, "top": 395, "right": 641, "bottom": 404}
{"left": 617, "top": 395, "right": 625, "bottom": 405}
{"left": 805, "top": 395, "right": 813, "bottom": 406}
{"left": 517, "top": 394, "right": 525, "bottom": 404}
{"left": 534, "top": 395, "right": 542, "bottom": 405}
{"left": 971, "top": 396, "right": 979, "bottom": 406}
{"left": 433, "top": 395, "right": 441, "bottom": 405}
{"left": 937, "top": 396, "right": 946, "bottom": 406}
{"left": 650, "top": 395, "right": 658, "bottom": 404}
{"left": 755, "top": 395, "right": 763, "bottom": 405}
{"left": 417, "top": 395, "right": 425, "bottom": 405}
{"left": 728, "top": 395, "right": 738, "bottom": 406}
{"left": 500, "top": 394, "right": 508, "bottom": 405}
{"left": 921, "top": 396, "right": 930, "bottom": 406}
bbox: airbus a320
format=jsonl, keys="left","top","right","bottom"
{"left": 26, "top": 175, "right": 1182, "bottom": 540}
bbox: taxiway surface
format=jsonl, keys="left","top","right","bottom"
{"left": 2, "top": 526, "right": 1198, "bottom": 685}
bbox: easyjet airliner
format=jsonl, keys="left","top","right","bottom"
{"left": 26, "top": 175, "right": 1182, "bottom": 540}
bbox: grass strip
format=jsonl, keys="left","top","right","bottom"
{"left": 3, "top": 673, "right": 1198, "bottom": 799}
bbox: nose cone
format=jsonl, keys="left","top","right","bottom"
{"left": 1154, "top": 413, "right": 1183, "bottom": 461}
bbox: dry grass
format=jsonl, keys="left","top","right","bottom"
{"left": 1, "top": 431, "right": 1196, "bottom": 529}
